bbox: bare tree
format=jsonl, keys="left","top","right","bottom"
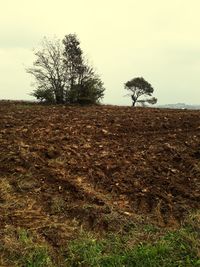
{"left": 26, "top": 37, "right": 68, "bottom": 104}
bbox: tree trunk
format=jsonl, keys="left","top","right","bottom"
{"left": 131, "top": 95, "right": 137, "bottom": 107}
{"left": 132, "top": 100, "right": 136, "bottom": 107}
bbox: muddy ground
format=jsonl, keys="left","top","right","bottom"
{"left": 0, "top": 101, "right": 200, "bottom": 248}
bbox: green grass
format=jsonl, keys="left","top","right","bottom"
{"left": 1, "top": 213, "right": 199, "bottom": 266}
{"left": 0, "top": 228, "right": 54, "bottom": 267}
{"left": 65, "top": 224, "right": 200, "bottom": 267}
{"left": 17, "top": 229, "right": 53, "bottom": 267}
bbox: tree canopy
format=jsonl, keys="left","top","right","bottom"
{"left": 124, "top": 77, "right": 157, "bottom": 106}
{"left": 26, "top": 34, "right": 105, "bottom": 105}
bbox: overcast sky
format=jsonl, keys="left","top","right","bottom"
{"left": 0, "top": 0, "right": 200, "bottom": 105}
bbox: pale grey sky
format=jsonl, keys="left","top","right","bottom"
{"left": 0, "top": 0, "right": 200, "bottom": 105}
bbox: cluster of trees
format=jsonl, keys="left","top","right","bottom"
{"left": 27, "top": 34, "right": 105, "bottom": 105}
{"left": 27, "top": 34, "right": 157, "bottom": 107}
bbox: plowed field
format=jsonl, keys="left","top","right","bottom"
{"left": 0, "top": 102, "right": 200, "bottom": 248}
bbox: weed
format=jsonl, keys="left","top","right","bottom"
{"left": 18, "top": 228, "right": 30, "bottom": 244}
{"left": 21, "top": 246, "right": 52, "bottom": 267}
{"left": 143, "top": 224, "right": 159, "bottom": 234}
{"left": 50, "top": 196, "right": 66, "bottom": 214}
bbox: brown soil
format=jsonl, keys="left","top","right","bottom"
{"left": 0, "top": 101, "right": 200, "bottom": 247}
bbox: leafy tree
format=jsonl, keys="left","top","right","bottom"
{"left": 62, "top": 34, "right": 84, "bottom": 91}
{"left": 146, "top": 97, "right": 157, "bottom": 105}
{"left": 31, "top": 88, "right": 55, "bottom": 103}
{"left": 62, "top": 34, "right": 105, "bottom": 104}
{"left": 137, "top": 97, "right": 157, "bottom": 107}
{"left": 69, "top": 65, "right": 105, "bottom": 105}
{"left": 27, "top": 35, "right": 105, "bottom": 105}
{"left": 125, "top": 77, "right": 157, "bottom": 106}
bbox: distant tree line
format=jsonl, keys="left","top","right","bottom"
{"left": 27, "top": 34, "right": 157, "bottom": 106}
{"left": 26, "top": 34, "right": 105, "bottom": 105}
